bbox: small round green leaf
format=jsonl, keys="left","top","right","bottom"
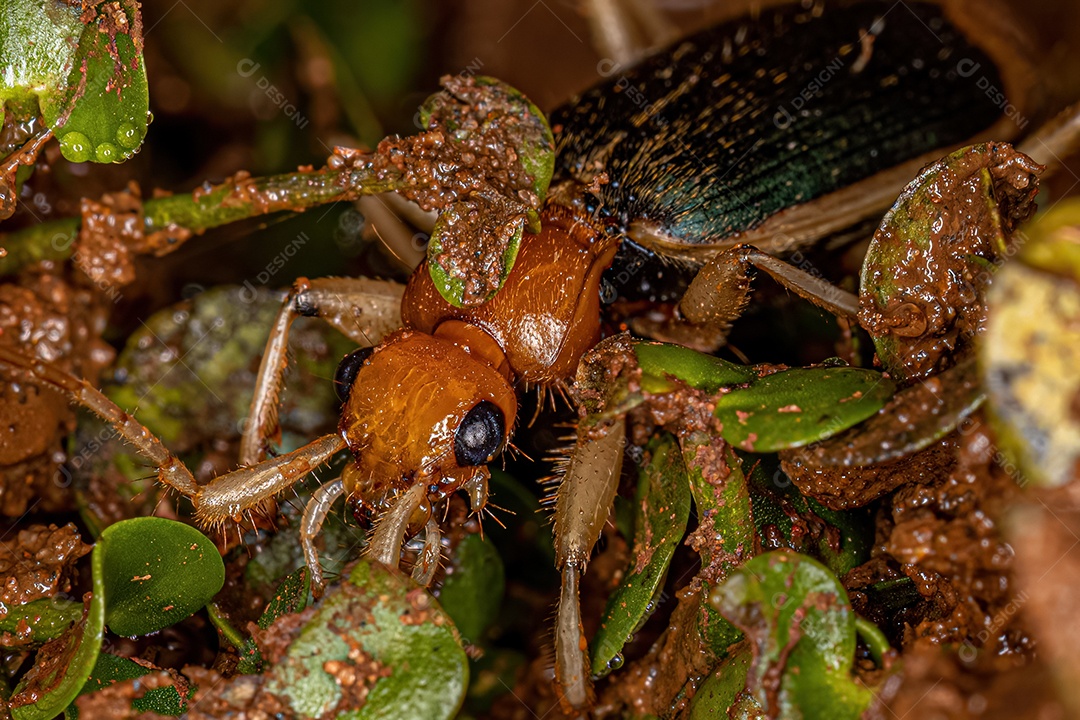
{"left": 97, "top": 517, "right": 224, "bottom": 637}
{"left": 710, "top": 551, "right": 873, "bottom": 719}
{"left": 264, "top": 559, "right": 467, "bottom": 719}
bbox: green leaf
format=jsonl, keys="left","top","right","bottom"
{"left": 688, "top": 642, "right": 765, "bottom": 719}
{"left": 715, "top": 367, "right": 894, "bottom": 452}
{"left": 710, "top": 551, "right": 873, "bottom": 719}
{"left": 97, "top": 517, "right": 224, "bottom": 637}
{"left": 42, "top": 2, "right": 149, "bottom": 163}
{"left": 744, "top": 456, "right": 872, "bottom": 578}
{"left": 9, "top": 574, "right": 105, "bottom": 720}
{"left": 439, "top": 534, "right": 505, "bottom": 643}
{"left": 264, "top": 559, "right": 467, "bottom": 719}
{"left": 259, "top": 565, "right": 311, "bottom": 630}
{"left": 0, "top": 597, "right": 83, "bottom": 646}
{"left": 591, "top": 434, "right": 691, "bottom": 677}
{"left": 634, "top": 341, "right": 755, "bottom": 393}
{"left": 66, "top": 653, "right": 188, "bottom": 718}
{"left": 0, "top": 1, "right": 84, "bottom": 105}
{"left": 787, "top": 356, "right": 982, "bottom": 467}
{"left": 683, "top": 433, "right": 749, "bottom": 657}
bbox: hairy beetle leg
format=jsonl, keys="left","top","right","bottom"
{"left": 0, "top": 344, "right": 347, "bottom": 528}
{"left": 553, "top": 416, "right": 626, "bottom": 711}
{"left": 0, "top": 344, "right": 199, "bottom": 498}
{"left": 680, "top": 244, "right": 860, "bottom": 332}
{"left": 242, "top": 276, "right": 403, "bottom": 466}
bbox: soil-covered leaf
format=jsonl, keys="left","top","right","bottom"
{"left": 97, "top": 517, "right": 224, "bottom": 637}
{"left": 710, "top": 551, "right": 873, "bottom": 719}
{"left": 683, "top": 433, "right": 750, "bottom": 657}
{"left": 859, "top": 143, "right": 1039, "bottom": 382}
{"left": 417, "top": 76, "right": 554, "bottom": 307}
{"left": 65, "top": 653, "right": 188, "bottom": 718}
{"left": 0, "top": 597, "right": 83, "bottom": 646}
{"left": 8, "top": 587, "right": 104, "bottom": 720}
{"left": 262, "top": 558, "right": 467, "bottom": 719}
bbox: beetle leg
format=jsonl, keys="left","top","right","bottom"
{"left": 301, "top": 477, "right": 346, "bottom": 597}
{"left": 581, "top": 0, "right": 676, "bottom": 66}
{"left": 1018, "top": 101, "right": 1080, "bottom": 173}
{"left": 0, "top": 344, "right": 346, "bottom": 525}
{"left": 241, "top": 276, "right": 403, "bottom": 465}
{"left": 367, "top": 482, "right": 427, "bottom": 569}
{"left": 680, "top": 244, "right": 860, "bottom": 331}
{"left": 553, "top": 415, "right": 626, "bottom": 711}
{"left": 0, "top": 344, "right": 200, "bottom": 498}
{"left": 411, "top": 516, "right": 442, "bottom": 586}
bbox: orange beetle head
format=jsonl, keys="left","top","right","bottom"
{"left": 334, "top": 330, "right": 517, "bottom": 515}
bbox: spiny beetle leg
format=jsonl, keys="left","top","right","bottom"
{"left": 679, "top": 244, "right": 860, "bottom": 332}
{"left": 553, "top": 415, "right": 626, "bottom": 711}
{"left": 0, "top": 344, "right": 347, "bottom": 530}
{"left": 241, "top": 276, "right": 404, "bottom": 466}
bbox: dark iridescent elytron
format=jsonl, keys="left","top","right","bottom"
{"left": 549, "top": 1, "right": 1005, "bottom": 245}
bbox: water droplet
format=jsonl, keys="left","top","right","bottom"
{"left": 607, "top": 653, "right": 624, "bottom": 670}
{"left": 59, "top": 132, "right": 91, "bottom": 163}
{"left": 116, "top": 121, "right": 142, "bottom": 149}
{"left": 95, "top": 142, "right": 118, "bottom": 163}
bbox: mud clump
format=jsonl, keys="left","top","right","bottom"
{"left": 0, "top": 523, "right": 90, "bottom": 608}
{"left": 0, "top": 270, "right": 113, "bottom": 515}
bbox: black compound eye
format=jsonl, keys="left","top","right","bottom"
{"left": 454, "top": 400, "right": 505, "bottom": 466}
{"left": 334, "top": 346, "right": 374, "bottom": 403}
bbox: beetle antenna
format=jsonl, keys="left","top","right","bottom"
{"left": 726, "top": 342, "right": 750, "bottom": 365}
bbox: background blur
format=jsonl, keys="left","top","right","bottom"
{"left": 11, "top": 0, "right": 1080, "bottom": 337}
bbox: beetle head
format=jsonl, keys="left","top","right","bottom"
{"left": 335, "top": 329, "right": 516, "bottom": 517}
